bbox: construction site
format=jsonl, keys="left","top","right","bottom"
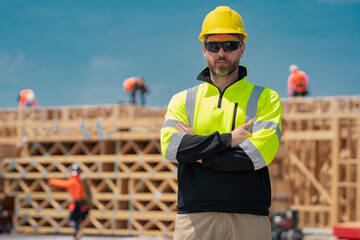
{"left": 0, "top": 95, "right": 359, "bottom": 239}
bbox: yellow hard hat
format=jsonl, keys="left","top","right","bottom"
{"left": 199, "top": 6, "right": 248, "bottom": 42}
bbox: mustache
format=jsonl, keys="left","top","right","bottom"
{"left": 215, "top": 57, "right": 229, "bottom": 61}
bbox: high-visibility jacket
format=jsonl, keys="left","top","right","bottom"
{"left": 49, "top": 175, "right": 87, "bottom": 212}
{"left": 160, "top": 66, "right": 282, "bottom": 215}
{"left": 287, "top": 70, "right": 309, "bottom": 96}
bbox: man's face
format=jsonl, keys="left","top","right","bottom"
{"left": 202, "top": 34, "right": 245, "bottom": 77}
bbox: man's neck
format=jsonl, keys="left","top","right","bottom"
{"left": 210, "top": 67, "right": 239, "bottom": 92}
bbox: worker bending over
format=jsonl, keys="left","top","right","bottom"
{"left": 123, "top": 76, "right": 148, "bottom": 105}
{"left": 287, "top": 64, "right": 309, "bottom": 97}
{"left": 18, "top": 89, "right": 38, "bottom": 109}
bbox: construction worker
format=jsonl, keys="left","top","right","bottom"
{"left": 49, "top": 164, "right": 90, "bottom": 240}
{"left": 123, "top": 76, "right": 148, "bottom": 105}
{"left": 160, "top": 6, "right": 282, "bottom": 240}
{"left": 287, "top": 64, "right": 309, "bottom": 97}
{"left": 18, "top": 89, "right": 38, "bottom": 109}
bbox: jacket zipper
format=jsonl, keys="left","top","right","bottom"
{"left": 217, "top": 92, "right": 223, "bottom": 108}
{"left": 232, "top": 103, "right": 238, "bottom": 131}
{"left": 217, "top": 85, "right": 231, "bottom": 108}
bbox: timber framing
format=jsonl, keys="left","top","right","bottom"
{"left": 0, "top": 96, "right": 359, "bottom": 236}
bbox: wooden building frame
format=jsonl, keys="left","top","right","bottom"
{"left": 0, "top": 96, "right": 359, "bottom": 236}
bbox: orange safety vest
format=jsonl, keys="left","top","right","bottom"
{"left": 49, "top": 175, "right": 87, "bottom": 211}
{"left": 287, "top": 70, "right": 309, "bottom": 96}
{"left": 18, "top": 89, "right": 38, "bottom": 109}
{"left": 123, "top": 77, "right": 146, "bottom": 92}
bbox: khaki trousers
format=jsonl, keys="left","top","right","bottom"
{"left": 173, "top": 212, "right": 271, "bottom": 240}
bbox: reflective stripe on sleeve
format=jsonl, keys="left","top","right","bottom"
{"left": 253, "top": 120, "right": 281, "bottom": 142}
{"left": 185, "top": 86, "right": 199, "bottom": 129}
{"left": 163, "top": 85, "right": 198, "bottom": 163}
{"left": 165, "top": 132, "right": 186, "bottom": 162}
{"left": 161, "top": 119, "right": 183, "bottom": 129}
{"left": 239, "top": 139, "right": 266, "bottom": 170}
{"left": 245, "top": 86, "right": 264, "bottom": 133}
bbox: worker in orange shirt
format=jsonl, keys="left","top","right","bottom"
{"left": 287, "top": 64, "right": 309, "bottom": 97}
{"left": 49, "top": 164, "right": 90, "bottom": 240}
{"left": 18, "top": 89, "right": 38, "bottom": 109}
{"left": 123, "top": 76, "right": 148, "bottom": 105}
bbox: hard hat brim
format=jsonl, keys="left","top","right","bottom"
{"left": 199, "top": 29, "right": 248, "bottom": 42}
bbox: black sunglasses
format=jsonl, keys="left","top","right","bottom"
{"left": 204, "top": 41, "right": 242, "bottom": 53}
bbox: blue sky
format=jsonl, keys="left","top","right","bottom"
{"left": 0, "top": 0, "right": 359, "bottom": 108}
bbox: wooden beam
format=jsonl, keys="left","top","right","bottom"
{"left": 357, "top": 116, "right": 360, "bottom": 221}
{"left": 331, "top": 117, "right": 340, "bottom": 225}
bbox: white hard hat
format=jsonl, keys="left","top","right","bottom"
{"left": 289, "top": 64, "right": 298, "bottom": 72}
{"left": 26, "top": 92, "right": 35, "bottom": 102}
{"left": 71, "top": 164, "right": 82, "bottom": 176}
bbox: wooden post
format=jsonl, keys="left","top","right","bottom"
{"left": 330, "top": 113, "right": 339, "bottom": 225}
{"left": 357, "top": 116, "right": 360, "bottom": 221}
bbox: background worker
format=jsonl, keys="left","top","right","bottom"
{"left": 49, "top": 164, "right": 90, "bottom": 240}
{"left": 123, "top": 76, "right": 148, "bottom": 105}
{"left": 18, "top": 89, "right": 38, "bottom": 109}
{"left": 287, "top": 64, "right": 309, "bottom": 97}
{"left": 160, "top": 6, "right": 282, "bottom": 240}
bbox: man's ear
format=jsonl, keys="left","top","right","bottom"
{"left": 202, "top": 44, "right": 207, "bottom": 58}
{"left": 240, "top": 44, "right": 246, "bottom": 58}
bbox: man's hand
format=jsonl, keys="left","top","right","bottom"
{"left": 176, "top": 122, "right": 195, "bottom": 135}
{"left": 176, "top": 122, "right": 202, "bottom": 163}
{"left": 231, "top": 120, "right": 253, "bottom": 147}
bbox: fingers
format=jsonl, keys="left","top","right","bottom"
{"left": 183, "top": 124, "right": 194, "bottom": 135}
{"left": 176, "top": 123, "right": 188, "bottom": 132}
{"left": 242, "top": 119, "right": 253, "bottom": 129}
{"left": 176, "top": 123, "right": 194, "bottom": 135}
{"left": 231, "top": 120, "right": 254, "bottom": 147}
{"left": 176, "top": 123, "right": 185, "bottom": 133}
{"left": 233, "top": 119, "right": 253, "bottom": 133}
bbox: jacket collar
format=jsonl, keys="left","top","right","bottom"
{"left": 196, "top": 65, "right": 248, "bottom": 84}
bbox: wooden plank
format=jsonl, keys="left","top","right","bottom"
{"left": 282, "top": 131, "right": 334, "bottom": 141}
{"left": 338, "top": 183, "right": 359, "bottom": 188}
{"left": 3, "top": 155, "right": 166, "bottom": 163}
{"left": 283, "top": 113, "right": 360, "bottom": 119}
{"left": 16, "top": 209, "right": 176, "bottom": 221}
{"left": 0, "top": 138, "right": 19, "bottom": 144}
{"left": 2, "top": 172, "right": 176, "bottom": 180}
{"left": 331, "top": 114, "right": 340, "bottom": 225}
{"left": 357, "top": 117, "right": 360, "bottom": 221}
{"left": 25, "top": 134, "right": 160, "bottom": 142}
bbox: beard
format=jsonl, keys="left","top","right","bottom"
{"left": 208, "top": 57, "right": 239, "bottom": 77}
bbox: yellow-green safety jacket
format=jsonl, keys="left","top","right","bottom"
{"left": 160, "top": 66, "right": 282, "bottom": 215}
